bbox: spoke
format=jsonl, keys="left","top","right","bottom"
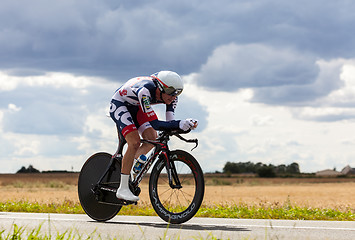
{"left": 161, "top": 189, "right": 175, "bottom": 209}
{"left": 151, "top": 151, "right": 203, "bottom": 224}
{"left": 173, "top": 161, "right": 190, "bottom": 186}
{"left": 158, "top": 187, "right": 173, "bottom": 198}
{"left": 174, "top": 190, "right": 184, "bottom": 208}
{"left": 180, "top": 188, "right": 194, "bottom": 198}
{"left": 158, "top": 172, "right": 169, "bottom": 185}
{"left": 156, "top": 157, "right": 200, "bottom": 214}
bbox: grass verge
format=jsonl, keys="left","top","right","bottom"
{"left": 197, "top": 204, "right": 355, "bottom": 221}
{"left": 0, "top": 223, "right": 132, "bottom": 240}
{"left": 0, "top": 223, "right": 229, "bottom": 240}
{"left": 0, "top": 200, "right": 354, "bottom": 221}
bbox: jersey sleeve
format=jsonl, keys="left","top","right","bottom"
{"left": 137, "top": 87, "right": 158, "bottom": 122}
{"left": 136, "top": 85, "right": 180, "bottom": 131}
{"left": 150, "top": 119, "right": 180, "bottom": 131}
{"left": 165, "top": 97, "right": 178, "bottom": 121}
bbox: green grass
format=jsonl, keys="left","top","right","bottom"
{"left": 0, "top": 223, "right": 128, "bottom": 240}
{"left": 0, "top": 200, "right": 354, "bottom": 221}
{"left": 0, "top": 200, "right": 354, "bottom": 240}
{"left": 0, "top": 200, "right": 83, "bottom": 214}
{"left": 0, "top": 219, "right": 231, "bottom": 240}
{"left": 196, "top": 204, "right": 355, "bottom": 221}
{"left": 0, "top": 224, "right": 233, "bottom": 240}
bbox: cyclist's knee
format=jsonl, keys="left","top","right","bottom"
{"left": 142, "top": 127, "right": 157, "bottom": 140}
{"left": 125, "top": 131, "right": 141, "bottom": 150}
{"left": 127, "top": 139, "right": 140, "bottom": 150}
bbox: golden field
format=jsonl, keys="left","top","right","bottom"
{"left": 0, "top": 173, "right": 354, "bottom": 210}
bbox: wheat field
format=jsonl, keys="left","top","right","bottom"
{"left": 0, "top": 173, "right": 354, "bottom": 210}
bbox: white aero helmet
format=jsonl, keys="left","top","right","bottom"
{"left": 151, "top": 71, "right": 183, "bottom": 96}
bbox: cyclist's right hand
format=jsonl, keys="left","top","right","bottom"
{"left": 179, "top": 118, "right": 198, "bottom": 131}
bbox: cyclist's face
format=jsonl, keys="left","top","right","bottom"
{"left": 161, "top": 92, "right": 176, "bottom": 105}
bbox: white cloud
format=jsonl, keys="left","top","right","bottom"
{"left": 195, "top": 43, "right": 318, "bottom": 91}
{"left": 250, "top": 115, "right": 275, "bottom": 127}
{"left": 0, "top": 72, "right": 95, "bottom": 91}
{"left": 0, "top": 73, "right": 18, "bottom": 91}
{"left": 0, "top": 68, "right": 355, "bottom": 173}
{"left": 184, "top": 68, "right": 355, "bottom": 172}
{"left": 0, "top": 71, "right": 117, "bottom": 172}
{"left": 8, "top": 103, "right": 21, "bottom": 112}
{"left": 288, "top": 60, "right": 355, "bottom": 121}
{"left": 325, "top": 63, "right": 355, "bottom": 106}
{"left": 291, "top": 107, "right": 355, "bottom": 122}
{"left": 0, "top": 70, "right": 209, "bottom": 173}
{"left": 195, "top": 56, "right": 355, "bottom": 123}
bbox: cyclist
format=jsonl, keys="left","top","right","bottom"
{"left": 109, "top": 71, "right": 198, "bottom": 202}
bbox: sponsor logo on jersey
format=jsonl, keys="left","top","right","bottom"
{"left": 142, "top": 96, "right": 151, "bottom": 110}
{"left": 119, "top": 89, "right": 127, "bottom": 96}
{"left": 147, "top": 112, "right": 156, "bottom": 118}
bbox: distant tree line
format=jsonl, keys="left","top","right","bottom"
{"left": 16, "top": 165, "right": 40, "bottom": 173}
{"left": 16, "top": 165, "right": 73, "bottom": 173}
{"left": 223, "top": 161, "right": 300, "bottom": 178}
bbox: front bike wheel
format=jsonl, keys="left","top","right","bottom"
{"left": 149, "top": 150, "right": 204, "bottom": 224}
{"left": 78, "top": 152, "right": 122, "bottom": 221}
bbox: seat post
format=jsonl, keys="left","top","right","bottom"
{"left": 112, "top": 126, "right": 126, "bottom": 159}
{"left": 95, "top": 127, "right": 126, "bottom": 185}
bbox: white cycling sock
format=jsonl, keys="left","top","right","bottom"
{"left": 116, "top": 174, "right": 139, "bottom": 201}
{"left": 119, "top": 174, "right": 130, "bottom": 189}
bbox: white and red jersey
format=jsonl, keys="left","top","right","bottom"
{"left": 112, "top": 76, "right": 178, "bottom": 122}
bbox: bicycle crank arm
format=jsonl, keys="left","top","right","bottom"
{"left": 98, "top": 200, "right": 137, "bottom": 206}
{"left": 95, "top": 185, "right": 138, "bottom": 206}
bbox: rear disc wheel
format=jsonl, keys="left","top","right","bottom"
{"left": 78, "top": 152, "right": 122, "bottom": 221}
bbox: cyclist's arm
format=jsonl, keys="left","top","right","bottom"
{"left": 150, "top": 119, "right": 180, "bottom": 131}
{"left": 136, "top": 87, "right": 159, "bottom": 122}
{"left": 166, "top": 97, "right": 178, "bottom": 121}
{"left": 137, "top": 87, "right": 180, "bottom": 130}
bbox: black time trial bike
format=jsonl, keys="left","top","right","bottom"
{"left": 77, "top": 129, "right": 205, "bottom": 224}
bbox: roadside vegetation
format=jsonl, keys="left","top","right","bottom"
{"left": 0, "top": 199, "right": 354, "bottom": 221}
{"left": 0, "top": 223, "right": 230, "bottom": 240}
{"left": 0, "top": 173, "right": 354, "bottom": 239}
{"left": 0, "top": 224, "right": 234, "bottom": 240}
{"left": 0, "top": 173, "right": 354, "bottom": 222}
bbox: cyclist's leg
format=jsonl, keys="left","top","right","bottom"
{"left": 135, "top": 108, "right": 157, "bottom": 157}
{"left": 116, "top": 130, "right": 140, "bottom": 201}
{"left": 109, "top": 100, "right": 140, "bottom": 201}
{"left": 121, "top": 130, "right": 140, "bottom": 174}
{"left": 135, "top": 124, "right": 157, "bottom": 158}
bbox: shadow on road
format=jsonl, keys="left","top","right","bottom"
{"left": 101, "top": 221, "right": 250, "bottom": 232}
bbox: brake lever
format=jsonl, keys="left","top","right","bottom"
{"left": 174, "top": 134, "right": 199, "bottom": 151}
{"left": 191, "top": 140, "right": 198, "bottom": 151}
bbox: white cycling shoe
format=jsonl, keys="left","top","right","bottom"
{"left": 116, "top": 174, "right": 139, "bottom": 202}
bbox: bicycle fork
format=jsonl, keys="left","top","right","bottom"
{"left": 162, "top": 151, "right": 182, "bottom": 189}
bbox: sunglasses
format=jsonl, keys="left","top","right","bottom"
{"left": 164, "top": 87, "right": 183, "bottom": 96}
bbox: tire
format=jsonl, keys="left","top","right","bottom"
{"left": 78, "top": 152, "right": 122, "bottom": 221}
{"left": 149, "top": 150, "right": 204, "bottom": 224}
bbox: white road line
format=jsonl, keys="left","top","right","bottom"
{"left": 0, "top": 215, "right": 86, "bottom": 222}
{"left": 1, "top": 215, "right": 354, "bottom": 232}
{"left": 230, "top": 224, "right": 355, "bottom": 231}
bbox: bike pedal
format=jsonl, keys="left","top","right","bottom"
{"left": 116, "top": 199, "right": 138, "bottom": 205}
{"left": 126, "top": 201, "right": 138, "bottom": 205}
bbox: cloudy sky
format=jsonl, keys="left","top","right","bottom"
{"left": 1, "top": 0, "right": 355, "bottom": 173}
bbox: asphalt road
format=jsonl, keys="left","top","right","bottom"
{"left": 0, "top": 212, "right": 354, "bottom": 239}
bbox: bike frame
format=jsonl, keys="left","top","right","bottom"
{"left": 94, "top": 130, "right": 197, "bottom": 200}
{"left": 132, "top": 133, "right": 182, "bottom": 189}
